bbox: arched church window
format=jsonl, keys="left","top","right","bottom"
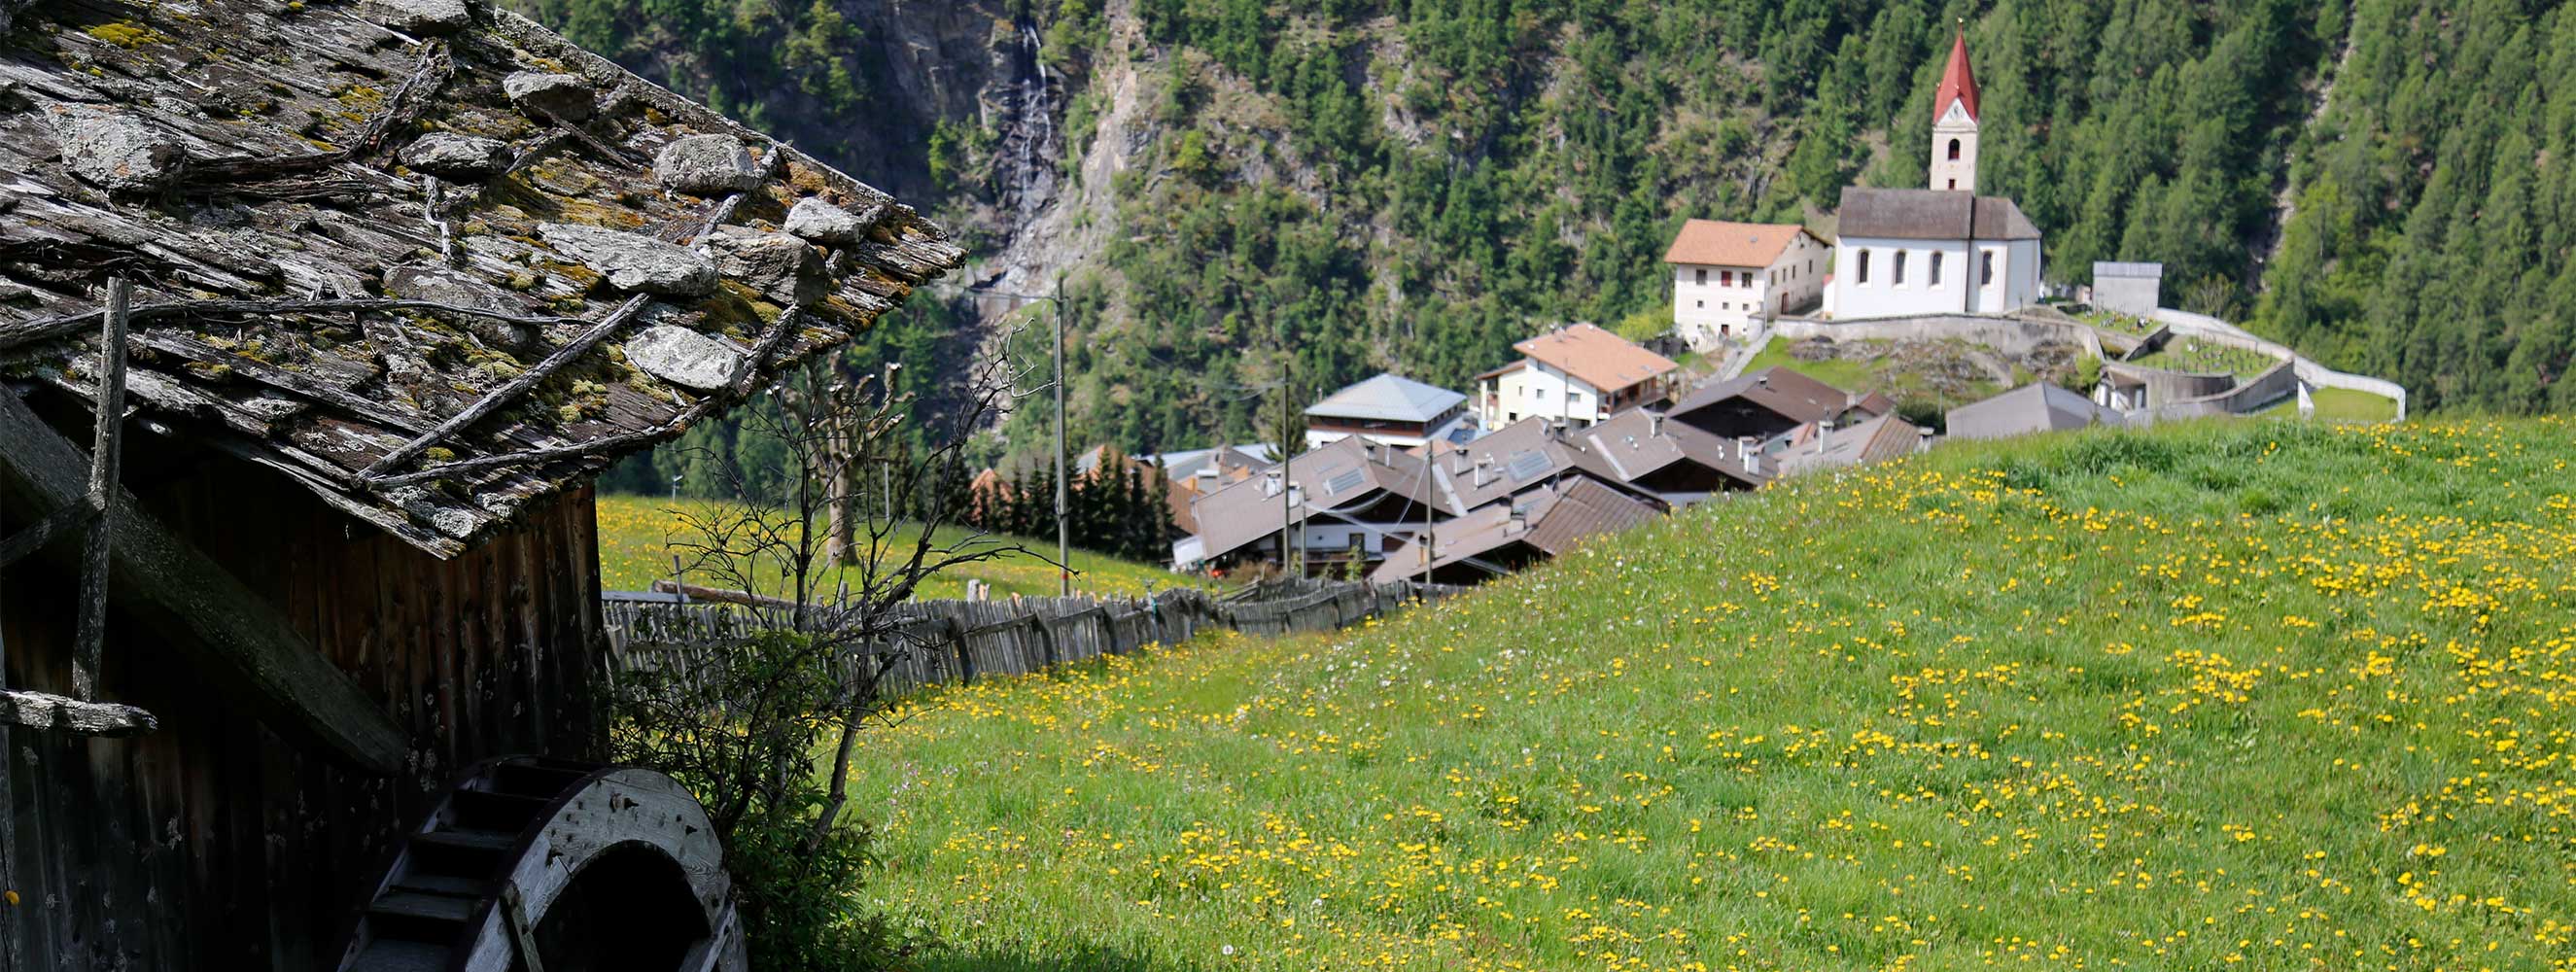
{"left": 1931, "top": 251, "right": 1944, "bottom": 286}
{"left": 1980, "top": 251, "right": 1996, "bottom": 286}
{"left": 1894, "top": 251, "right": 1907, "bottom": 286}
{"left": 1857, "top": 250, "right": 1870, "bottom": 284}
{"left": 1948, "top": 138, "right": 1963, "bottom": 161}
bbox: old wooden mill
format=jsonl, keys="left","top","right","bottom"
{"left": 0, "top": 0, "right": 963, "bottom": 968}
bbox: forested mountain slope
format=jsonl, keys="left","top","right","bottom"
{"left": 517, "top": 0, "right": 2576, "bottom": 483}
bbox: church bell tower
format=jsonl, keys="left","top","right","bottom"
{"left": 1929, "top": 29, "right": 1981, "bottom": 193}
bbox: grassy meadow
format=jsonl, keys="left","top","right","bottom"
{"left": 594, "top": 494, "right": 1205, "bottom": 601}
{"left": 849, "top": 417, "right": 2576, "bottom": 971}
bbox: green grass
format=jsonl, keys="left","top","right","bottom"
{"left": 847, "top": 417, "right": 2576, "bottom": 970}
{"left": 595, "top": 494, "right": 1205, "bottom": 601}
{"left": 2127, "top": 337, "right": 2284, "bottom": 379}
{"left": 2077, "top": 308, "right": 2161, "bottom": 337}
{"left": 2257, "top": 386, "right": 2403, "bottom": 423}
{"left": 1740, "top": 335, "right": 1878, "bottom": 391}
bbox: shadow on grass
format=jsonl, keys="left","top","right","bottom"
{"left": 903, "top": 943, "right": 1214, "bottom": 972}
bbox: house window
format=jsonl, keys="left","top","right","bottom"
{"left": 1981, "top": 250, "right": 1996, "bottom": 286}
{"left": 1894, "top": 251, "right": 1907, "bottom": 286}
{"left": 1948, "top": 138, "right": 1962, "bottom": 161}
{"left": 1694, "top": 268, "right": 1707, "bottom": 286}
{"left": 1931, "top": 251, "right": 1943, "bottom": 286}
{"left": 1946, "top": 178, "right": 1957, "bottom": 190}
{"left": 1721, "top": 269, "right": 1734, "bottom": 287}
{"left": 1857, "top": 250, "right": 1870, "bottom": 284}
{"left": 1534, "top": 388, "right": 1548, "bottom": 401}
{"left": 1694, "top": 299, "right": 1704, "bottom": 308}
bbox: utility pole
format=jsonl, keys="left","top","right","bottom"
{"left": 1053, "top": 272, "right": 1069, "bottom": 597}
{"left": 1421, "top": 457, "right": 1434, "bottom": 590}
{"left": 882, "top": 362, "right": 902, "bottom": 522}
{"left": 964, "top": 280, "right": 1071, "bottom": 596}
{"left": 1277, "top": 370, "right": 1294, "bottom": 577}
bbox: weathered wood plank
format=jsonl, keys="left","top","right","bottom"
{"left": 0, "top": 503, "right": 94, "bottom": 570}
{"left": 0, "top": 391, "right": 406, "bottom": 774}
{"left": 72, "top": 278, "right": 130, "bottom": 700}
{"left": 0, "top": 690, "right": 157, "bottom": 737}
{"left": 362, "top": 295, "right": 654, "bottom": 477}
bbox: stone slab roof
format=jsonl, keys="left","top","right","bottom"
{"left": 0, "top": 0, "right": 962, "bottom": 557}
{"left": 1837, "top": 187, "right": 2040, "bottom": 241}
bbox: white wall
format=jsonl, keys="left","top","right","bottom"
{"left": 1670, "top": 235, "right": 1830, "bottom": 343}
{"left": 1478, "top": 362, "right": 1606, "bottom": 430}
{"left": 1830, "top": 237, "right": 1971, "bottom": 319}
{"left": 1832, "top": 235, "right": 2040, "bottom": 319}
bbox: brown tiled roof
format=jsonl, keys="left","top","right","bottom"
{"left": 1663, "top": 220, "right": 1818, "bottom": 267}
{"left": 1837, "top": 188, "right": 2040, "bottom": 241}
{"left": 1513, "top": 324, "right": 1679, "bottom": 393}
{"left": 1522, "top": 477, "right": 1662, "bottom": 555}
{"left": 1577, "top": 409, "right": 1764, "bottom": 488}
{"left": 1671, "top": 366, "right": 1861, "bottom": 427}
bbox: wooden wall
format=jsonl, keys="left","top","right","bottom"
{"left": 0, "top": 454, "right": 605, "bottom": 972}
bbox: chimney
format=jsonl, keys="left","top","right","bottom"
{"left": 1815, "top": 420, "right": 1834, "bottom": 457}
{"left": 1917, "top": 426, "right": 1934, "bottom": 454}
{"left": 1649, "top": 412, "right": 1664, "bottom": 437}
{"left": 1507, "top": 507, "right": 1527, "bottom": 534}
{"left": 1738, "top": 436, "right": 1760, "bottom": 476}
{"left": 1474, "top": 455, "right": 1494, "bottom": 488}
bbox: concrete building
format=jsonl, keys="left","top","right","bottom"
{"left": 1304, "top": 372, "right": 1474, "bottom": 449}
{"left": 1476, "top": 324, "right": 1680, "bottom": 430}
{"left": 1664, "top": 220, "right": 1830, "bottom": 344}
{"left": 1828, "top": 33, "right": 2045, "bottom": 319}
{"left": 2092, "top": 261, "right": 2164, "bottom": 315}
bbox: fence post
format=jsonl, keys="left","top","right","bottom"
{"left": 1031, "top": 612, "right": 1059, "bottom": 668}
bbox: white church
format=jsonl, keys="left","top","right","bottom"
{"left": 1827, "top": 33, "right": 2045, "bottom": 320}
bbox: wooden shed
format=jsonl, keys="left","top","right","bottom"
{"left": 0, "top": 1, "right": 961, "bottom": 969}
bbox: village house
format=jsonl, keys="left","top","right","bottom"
{"left": 1475, "top": 323, "right": 1679, "bottom": 431}
{"left": 1946, "top": 382, "right": 2126, "bottom": 440}
{"left": 1370, "top": 477, "right": 1661, "bottom": 586}
{"left": 1766, "top": 412, "right": 1934, "bottom": 476}
{"left": 1664, "top": 220, "right": 1830, "bottom": 344}
{"left": 1304, "top": 372, "right": 1475, "bottom": 449}
{"left": 1667, "top": 366, "right": 1897, "bottom": 440}
{"left": 0, "top": 2, "right": 960, "bottom": 968}
{"left": 1827, "top": 33, "right": 2045, "bottom": 320}
{"left": 1174, "top": 436, "right": 1444, "bottom": 574}
{"left": 1571, "top": 408, "right": 1765, "bottom": 503}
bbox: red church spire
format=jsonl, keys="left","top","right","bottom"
{"left": 1934, "top": 29, "right": 1980, "bottom": 123}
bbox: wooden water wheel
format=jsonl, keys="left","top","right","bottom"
{"left": 336, "top": 756, "right": 744, "bottom": 972}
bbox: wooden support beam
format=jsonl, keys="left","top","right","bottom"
{"left": 501, "top": 885, "right": 549, "bottom": 972}
{"left": 0, "top": 389, "right": 406, "bottom": 774}
{"left": 0, "top": 503, "right": 93, "bottom": 570}
{"left": 0, "top": 690, "right": 157, "bottom": 738}
{"left": 72, "top": 278, "right": 129, "bottom": 700}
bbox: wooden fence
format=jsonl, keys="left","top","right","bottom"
{"left": 601, "top": 578, "right": 1460, "bottom": 696}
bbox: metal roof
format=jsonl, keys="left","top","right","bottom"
{"left": 2094, "top": 261, "right": 2165, "bottom": 279}
{"left": 1944, "top": 382, "right": 2126, "bottom": 440}
{"left": 1305, "top": 373, "right": 1468, "bottom": 423}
